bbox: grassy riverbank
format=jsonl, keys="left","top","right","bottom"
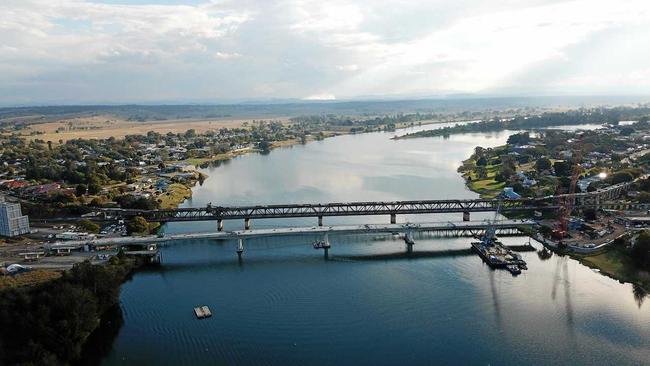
{"left": 577, "top": 247, "right": 650, "bottom": 292}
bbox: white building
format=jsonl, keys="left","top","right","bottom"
{"left": 0, "top": 196, "right": 30, "bottom": 237}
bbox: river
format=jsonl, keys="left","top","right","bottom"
{"left": 101, "top": 124, "right": 650, "bottom": 365}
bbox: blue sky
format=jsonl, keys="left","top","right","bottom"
{"left": 1, "top": 0, "right": 650, "bottom": 105}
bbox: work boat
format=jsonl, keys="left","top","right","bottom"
{"left": 313, "top": 240, "right": 330, "bottom": 249}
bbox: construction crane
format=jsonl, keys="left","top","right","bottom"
{"left": 554, "top": 134, "right": 584, "bottom": 241}
{"left": 481, "top": 192, "right": 504, "bottom": 245}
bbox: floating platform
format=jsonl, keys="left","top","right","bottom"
{"left": 194, "top": 305, "right": 212, "bottom": 319}
{"left": 471, "top": 241, "right": 527, "bottom": 274}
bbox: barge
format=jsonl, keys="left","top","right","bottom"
{"left": 471, "top": 239, "right": 528, "bottom": 274}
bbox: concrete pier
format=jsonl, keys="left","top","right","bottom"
{"left": 318, "top": 216, "right": 323, "bottom": 226}
{"left": 463, "top": 211, "right": 470, "bottom": 221}
{"left": 404, "top": 232, "right": 415, "bottom": 254}
{"left": 217, "top": 219, "right": 224, "bottom": 232}
{"left": 244, "top": 218, "right": 251, "bottom": 230}
{"left": 237, "top": 238, "right": 244, "bottom": 258}
{"left": 390, "top": 213, "right": 396, "bottom": 224}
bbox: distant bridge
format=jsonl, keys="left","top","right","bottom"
{"left": 100, "top": 198, "right": 552, "bottom": 229}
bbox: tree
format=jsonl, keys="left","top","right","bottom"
{"left": 257, "top": 140, "right": 271, "bottom": 152}
{"left": 476, "top": 156, "right": 488, "bottom": 166}
{"left": 553, "top": 161, "right": 571, "bottom": 177}
{"left": 619, "top": 126, "right": 634, "bottom": 136}
{"left": 631, "top": 230, "right": 650, "bottom": 269}
{"left": 126, "top": 216, "right": 150, "bottom": 235}
{"left": 88, "top": 182, "right": 102, "bottom": 195}
{"left": 495, "top": 165, "right": 515, "bottom": 182}
{"left": 75, "top": 184, "right": 87, "bottom": 197}
{"left": 77, "top": 219, "right": 100, "bottom": 234}
{"left": 638, "top": 192, "right": 650, "bottom": 203}
{"left": 476, "top": 166, "right": 488, "bottom": 179}
{"left": 535, "top": 157, "right": 552, "bottom": 172}
{"left": 507, "top": 132, "right": 530, "bottom": 145}
{"left": 610, "top": 171, "right": 634, "bottom": 184}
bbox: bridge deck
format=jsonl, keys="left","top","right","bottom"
{"left": 46, "top": 219, "right": 534, "bottom": 249}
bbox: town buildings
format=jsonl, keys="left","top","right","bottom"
{"left": 0, "top": 195, "right": 30, "bottom": 237}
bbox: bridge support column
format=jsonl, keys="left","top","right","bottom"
{"left": 217, "top": 219, "right": 224, "bottom": 232}
{"left": 405, "top": 231, "right": 414, "bottom": 254}
{"left": 324, "top": 246, "right": 329, "bottom": 260}
{"left": 390, "top": 213, "right": 396, "bottom": 224}
{"left": 244, "top": 218, "right": 251, "bottom": 230}
{"left": 463, "top": 211, "right": 470, "bottom": 221}
{"left": 237, "top": 238, "right": 244, "bottom": 259}
{"left": 318, "top": 216, "right": 323, "bottom": 227}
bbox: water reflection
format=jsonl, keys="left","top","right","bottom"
{"left": 488, "top": 270, "right": 503, "bottom": 328}
{"left": 537, "top": 247, "right": 553, "bottom": 261}
{"left": 633, "top": 284, "right": 647, "bottom": 308}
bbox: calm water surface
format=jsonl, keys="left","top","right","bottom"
{"left": 102, "top": 125, "right": 650, "bottom": 365}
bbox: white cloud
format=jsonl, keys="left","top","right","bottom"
{"left": 0, "top": 0, "right": 649, "bottom": 104}
{"left": 336, "top": 64, "right": 359, "bottom": 72}
{"left": 303, "top": 93, "right": 336, "bottom": 101}
{"left": 215, "top": 51, "right": 242, "bottom": 60}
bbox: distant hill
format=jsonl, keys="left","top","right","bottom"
{"left": 1, "top": 95, "right": 648, "bottom": 127}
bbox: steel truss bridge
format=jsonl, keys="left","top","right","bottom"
{"left": 99, "top": 198, "right": 555, "bottom": 229}
{"left": 96, "top": 176, "right": 640, "bottom": 229}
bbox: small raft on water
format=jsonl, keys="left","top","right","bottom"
{"left": 194, "top": 305, "right": 212, "bottom": 319}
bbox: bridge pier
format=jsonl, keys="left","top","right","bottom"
{"left": 405, "top": 231, "right": 415, "bottom": 254}
{"left": 463, "top": 211, "right": 470, "bottom": 221}
{"left": 390, "top": 213, "right": 396, "bottom": 224}
{"left": 244, "top": 218, "right": 251, "bottom": 230}
{"left": 318, "top": 216, "right": 323, "bottom": 227}
{"left": 217, "top": 219, "right": 224, "bottom": 232}
{"left": 237, "top": 238, "right": 244, "bottom": 258}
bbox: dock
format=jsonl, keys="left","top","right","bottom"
{"left": 194, "top": 305, "right": 212, "bottom": 319}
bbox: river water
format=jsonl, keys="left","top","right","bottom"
{"left": 102, "top": 124, "right": 650, "bottom": 365}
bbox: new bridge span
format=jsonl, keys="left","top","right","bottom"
{"left": 47, "top": 219, "right": 535, "bottom": 255}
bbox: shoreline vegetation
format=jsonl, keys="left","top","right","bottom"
{"left": 395, "top": 107, "right": 650, "bottom": 139}
{"left": 0, "top": 253, "right": 144, "bottom": 366}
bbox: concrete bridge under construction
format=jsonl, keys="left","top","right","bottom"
{"left": 47, "top": 219, "right": 535, "bottom": 259}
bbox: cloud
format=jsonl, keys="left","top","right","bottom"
{"left": 0, "top": 0, "right": 649, "bottom": 104}
{"left": 336, "top": 64, "right": 360, "bottom": 72}
{"left": 215, "top": 51, "right": 242, "bottom": 60}
{"left": 303, "top": 93, "right": 336, "bottom": 101}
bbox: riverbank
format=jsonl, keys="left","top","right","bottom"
{"left": 0, "top": 254, "right": 145, "bottom": 365}
{"left": 577, "top": 246, "right": 650, "bottom": 292}
{"left": 454, "top": 130, "right": 650, "bottom": 291}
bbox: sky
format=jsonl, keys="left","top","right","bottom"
{"left": 1, "top": 0, "right": 650, "bottom": 105}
